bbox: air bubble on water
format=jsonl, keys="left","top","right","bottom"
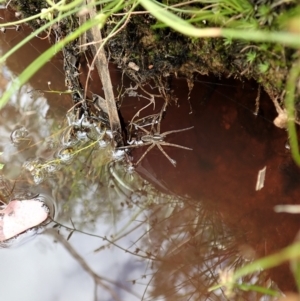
{"left": 72, "top": 114, "right": 85, "bottom": 128}
{"left": 56, "top": 147, "right": 75, "bottom": 164}
{"left": 105, "top": 130, "right": 113, "bottom": 139}
{"left": 98, "top": 139, "right": 108, "bottom": 148}
{"left": 130, "top": 192, "right": 141, "bottom": 203}
{"left": 60, "top": 127, "right": 79, "bottom": 147}
{"left": 87, "top": 127, "right": 100, "bottom": 141}
{"left": 23, "top": 161, "right": 35, "bottom": 172}
{"left": 94, "top": 124, "right": 106, "bottom": 136}
{"left": 80, "top": 117, "right": 93, "bottom": 128}
{"left": 33, "top": 174, "right": 45, "bottom": 185}
{"left": 33, "top": 170, "right": 45, "bottom": 185}
{"left": 112, "top": 149, "right": 125, "bottom": 160}
{"left": 45, "top": 137, "right": 57, "bottom": 150}
{"left": 66, "top": 110, "right": 77, "bottom": 126}
{"left": 23, "top": 158, "right": 45, "bottom": 173}
{"left": 45, "top": 162, "right": 61, "bottom": 173}
{"left": 76, "top": 130, "right": 89, "bottom": 141}
{"left": 10, "top": 126, "right": 29, "bottom": 145}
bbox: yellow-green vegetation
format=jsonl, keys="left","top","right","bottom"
{"left": 209, "top": 240, "right": 300, "bottom": 298}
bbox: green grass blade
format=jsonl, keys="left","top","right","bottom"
{"left": 209, "top": 241, "right": 300, "bottom": 293}
{"left": 233, "top": 242, "right": 300, "bottom": 280}
{"left": 139, "top": 0, "right": 222, "bottom": 37}
{"left": 285, "top": 59, "right": 300, "bottom": 165}
{"left": 222, "top": 28, "right": 300, "bottom": 48}
{"left": 237, "top": 283, "right": 280, "bottom": 297}
{"left": 139, "top": 0, "right": 300, "bottom": 47}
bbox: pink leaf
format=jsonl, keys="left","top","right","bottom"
{"left": 0, "top": 200, "right": 49, "bottom": 242}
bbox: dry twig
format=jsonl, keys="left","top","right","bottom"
{"left": 86, "top": 1, "right": 122, "bottom": 145}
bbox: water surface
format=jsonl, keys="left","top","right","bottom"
{"left": 1, "top": 7, "right": 300, "bottom": 301}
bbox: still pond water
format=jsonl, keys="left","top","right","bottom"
{"left": 1, "top": 8, "right": 300, "bottom": 301}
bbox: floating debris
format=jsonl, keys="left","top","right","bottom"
{"left": 274, "top": 205, "right": 300, "bottom": 214}
{"left": 255, "top": 166, "right": 266, "bottom": 191}
{"left": 128, "top": 62, "right": 139, "bottom": 71}
{"left": 0, "top": 199, "right": 49, "bottom": 243}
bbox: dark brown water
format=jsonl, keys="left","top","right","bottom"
{"left": 1, "top": 7, "right": 300, "bottom": 301}
{"left": 119, "top": 73, "right": 300, "bottom": 294}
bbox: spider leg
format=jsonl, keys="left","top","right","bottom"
{"left": 156, "top": 101, "right": 168, "bottom": 133}
{"left": 118, "top": 142, "right": 151, "bottom": 150}
{"left": 129, "top": 94, "right": 155, "bottom": 126}
{"left": 161, "top": 126, "right": 194, "bottom": 137}
{"left": 131, "top": 123, "right": 151, "bottom": 134}
{"left": 135, "top": 143, "right": 155, "bottom": 166}
{"left": 156, "top": 144, "right": 177, "bottom": 167}
{"left": 160, "top": 142, "right": 193, "bottom": 150}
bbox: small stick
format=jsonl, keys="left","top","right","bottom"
{"left": 86, "top": 2, "right": 122, "bottom": 145}
{"left": 45, "top": 229, "right": 121, "bottom": 301}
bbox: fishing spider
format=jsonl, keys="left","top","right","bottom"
{"left": 119, "top": 103, "right": 193, "bottom": 167}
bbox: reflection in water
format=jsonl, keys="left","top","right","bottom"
{"left": 0, "top": 83, "right": 276, "bottom": 300}
{"left": 0, "top": 6, "right": 299, "bottom": 301}
{"left": 10, "top": 125, "right": 30, "bottom": 146}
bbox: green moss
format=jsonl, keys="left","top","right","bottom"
{"left": 103, "top": 1, "right": 299, "bottom": 104}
